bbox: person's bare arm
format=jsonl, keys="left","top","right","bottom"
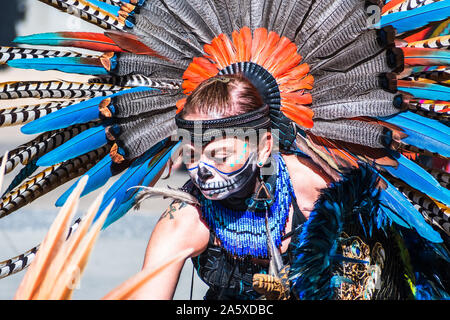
{"left": 131, "top": 200, "right": 210, "bottom": 300}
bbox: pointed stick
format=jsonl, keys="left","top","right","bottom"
{"left": 102, "top": 248, "right": 194, "bottom": 300}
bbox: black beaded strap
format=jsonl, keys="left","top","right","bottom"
{"left": 175, "top": 104, "right": 271, "bottom": 130}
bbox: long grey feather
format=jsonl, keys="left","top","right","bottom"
{"left": 133, "top": 6, "right": 203, "bottom": 52}
{"left": 266, "top": 0, "right": 285, "bottom": 32}
{"left": 312, "top": 73, "right": 381, "bottom": 100}
{"left": 312, "top": 50, "right": 394, "bottom": 80}
{"left": 113, "top": 90, "right": 183, "bottom": 118}
{"left": 248, "top": 0, "right": 267, "bottom": 30}
{"left": 308, "top": 119, "right": 389, "bottom": 149}
{"left": 133, "top": 7, "right": 204, "bottom": 53}
{"left": 296, "top": 0, "right": 363, "bottom": 55}
{"left": 117, "top": 111, "right": 177, "bottom": 159}
{"left": 132, "top": 14, "right": 197, "bottom": 62}
{"left": 302, "top": 3, "right": 370, "bottom": 63}
{"left": 209, "top": 0, "right": 236, "bottom": 36}
{"left": 312, "top": 96, "right": 401, "bottom": 120}
{"left": 309, "top": 30, "right": 384, "bottom": 73}
{"left": 159, "top": 0, "right": 217, "bottom": 43}
{"left": 186, "top": 0, "right": 223, "bottom": 37}
{"left": 115, "top": 53, "right": 186, "bottom": 77}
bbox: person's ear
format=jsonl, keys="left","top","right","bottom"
{"left": 257, "top": 131, "right": 273, "bottom": 167}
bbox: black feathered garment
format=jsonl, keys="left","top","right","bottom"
{"left": 186, "top": 166, "right": 450, "bottom": 300}
{"left": 290, "top": 165, "right": 450, "bottom": 300}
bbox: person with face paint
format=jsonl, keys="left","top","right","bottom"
{"left": 1, "top": 0, "right": 448, "bottom": 302}
{"left": 133, "top": 74, "right": 331, "bottom": 300}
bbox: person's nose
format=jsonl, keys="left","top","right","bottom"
{"left": 197, "top": 164, "right": 214, "bottom": 182}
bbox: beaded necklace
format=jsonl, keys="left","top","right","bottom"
{"left": 199, "top": 154, "right": 295, "bottom": 259}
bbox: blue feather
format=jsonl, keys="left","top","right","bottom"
{"left": 37, "top": 124, "right": 109, "bottom": 167}
{"left": 96, "top": 140, "right": 181, "bottom": 229}
{"left": 381, "top": 111, "right": 450, "bottom": 157}
{"left": 398, "top": 83, "right": 450, "bottom": 101}
{"left": 2, "top": 159, "right": 39, "bottom": 197}
{"left": 411, "top": 66, "right": 440, "bottom": 73}
{"left": 86, "top": 0, "right": 121, "bottom": 16}
{"left": 22, "top": 97, "right": 104, "bottom": 134}
{"left": 21, "top": 87, "right": 156, "bottom": 135}
{"left": 55, "top": 154, "right": 115, "bottom": 207}
{"left": 84, "top": 0, "right": 136, "bottom": 28}
{"left": 380, "top": 0, "right": 450, "bottom": 33}
{"left": 7, "top": 57, "right": 110, "bottom": 75}
{"left": 381, "top": 151, "right": 450, "bottom": 207}
{"left": 377, "top": 175, "right": 442, "bottom": 243}
{"left": 120, "top": 0, "right": 146, "bottom": 4}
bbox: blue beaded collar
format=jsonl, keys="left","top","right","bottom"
{"left": 198, "top": 153, "right": 295, "bottom": 259}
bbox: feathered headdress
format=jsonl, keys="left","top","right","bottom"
{"left": 0, "top": 0, "right": 449, "bottom": 280}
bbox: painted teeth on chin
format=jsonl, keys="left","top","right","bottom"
{"left": 200, "top": 175, "right": 243, "bottom": 192}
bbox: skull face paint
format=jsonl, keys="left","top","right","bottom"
{"left": 187, "top": 152, "right": 259, "bottom": 200}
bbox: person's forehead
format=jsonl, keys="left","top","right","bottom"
{"left": 206, "top": 137, "right": 243, "bottom": 148}
{"left": 184, "top": 136, "right": 247, "bottom": 150}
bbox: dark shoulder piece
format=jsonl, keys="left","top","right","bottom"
{"left": 289, "top": 165, "right": 390, "bottom": 300}
{"left": 289, "top": 165, "right": 450, "bottom": 300}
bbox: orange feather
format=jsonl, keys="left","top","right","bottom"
{"left": 402, "top": 26, "right": 433, "bottom": 42}
{"left": 204, "top": 43, "right": 227, "bottom": 69}
{"left": 263, "top": 36, "right": 291, "bottom": 71}
{"left": 219, "top": 33, "right": 237, "bottom": 65}
{"left": 176, "top": 98, "right": 187, "bottom": 114}
{"left": 277, "top": 63, "right": 310, "bottom": 84}
{"left": 281, "top": 91, "right": 313, "bottom": 105}
{"left": 183, "top": 69, "right": 208, "bottom": 84}
{"left": 240, "top": 27, "right": 253, "bottom": 62}
{"left": 251, "top": 28, "right": 268, "bottom": 63}
{"left": 182, "top": 80, "right": 198, "bottom": 94}
{"left": 281, "top": 100, "right": 314, "bottom": 118}
{"left": 105, "top": 31, "right": 166, "bottom": 58}
{"left": 211, "top": 36, "right": 232, "bottom": 66}
{"left": 270, "top": 45, "right": 302, "bottom": 77}
{"left": 308, "top": 135, "right": 361, "bottom": 168}
{"left": 279, "top": 74, "right": 315, "bottom": 92}
{"left": 382, "top": 0, "right": 407, "bottom": 14}
{"left": 191, "top": 57, "right": 219, "bottom": 77}
{"left": 232, "top": 30, "right": 246, "bottom": 62}
{"left": 255, "top": 31, "right": 280, "bottom": 66}
{"left": 280, "top": 104, "right": 314, "bottom": 129}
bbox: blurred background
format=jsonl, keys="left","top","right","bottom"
{"left": 0, "top": 0, "right": 207, "bottom": 300}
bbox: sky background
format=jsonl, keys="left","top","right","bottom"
{"left": 0, "top": 0, "right": 208, "bottom": 300}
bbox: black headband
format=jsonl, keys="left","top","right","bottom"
{"left": 175, "top": 104, "right": 271, "bottom": 129}
{"left": 175, "top": 104, "right": 271, "bottom": 144}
